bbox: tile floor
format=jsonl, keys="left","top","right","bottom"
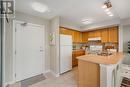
{"left": 8, "top": 67, "right": 78, "bottom": 87}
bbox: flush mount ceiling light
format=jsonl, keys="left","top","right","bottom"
{"left": 102, "top": 0, "right": 112, "bottom": 9}
{"left": 109, "top": 14, "right": 114, "bottom": 17}
{"left": 104, "top": 8, "right": 110, "bottom": 12}
{"left": 81, "top": 19, "right": 92, "bottom": 25}
{"left": 106, "top": 11, "right": 112, "bottom": 15}
{"left": 31, "top": 2, "right": 49, "bottom": 13}
{"left": 102, "top": 0, "right": 114, "bottom": 17}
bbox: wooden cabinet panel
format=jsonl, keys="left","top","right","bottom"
{"left": 101, "top": 29, "right": 109, "bottom": 43}
{"left": 88, "top": 31, "right": 95, "bottom": 38}
{"left": 73, "top": 31, "right": 82, "bottom": 43}
{"left": 60, "top": 27, "right": 72, "bottom": 35}
{"left": 82, "top": 32, "right": 88, "bottom": 43}
{"left": 78, "top": 60, "right": 100, "bottom": 87}
{"left": 94, "top": 30, "right": 101, "bottom": 37}
{"left": 88, "top": 30, "right": 101, "bottom": 38}
{"left": 108, "top": 27, "right": 118, "bottom": 43}
{"left": 60, "top": 26, "right": 118, "bottom": 43}
{"left": 72, "top": 50, "right": 85, "bottom": 67}
{"left": 60, "top": 27, "right": 82, "bottom": 43}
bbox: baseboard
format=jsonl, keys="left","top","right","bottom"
{"left": 5, "top": 81, "right": 15, "bottom": 87}
{"left": 45, "top": 70, "right": 51, "bottom": 74}
{"left": 50, "top": 70, "right": 60, "bottom": 77}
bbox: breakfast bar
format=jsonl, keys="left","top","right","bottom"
{"left": 77, "top": 52, "right": 124, "bottom": 87}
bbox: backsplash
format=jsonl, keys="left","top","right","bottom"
{"left": 73, "top": 42, "right": 118, "bottom": 51}
{"left": 73, "top": 43, "right": 83, "bottom": 50}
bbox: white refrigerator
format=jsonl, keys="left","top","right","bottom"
{"left": 60, "top": 34, "right": 72, "bottom": 74}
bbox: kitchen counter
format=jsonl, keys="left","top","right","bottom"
{"left": 77, "top": 52, "right": 124, "bottom": 87}
{"left": 77, "top": 52, "right": 124, "bottom": 65}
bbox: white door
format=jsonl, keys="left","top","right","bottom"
{"left": 15, "top": 22, "right": 45, "bottom": 82}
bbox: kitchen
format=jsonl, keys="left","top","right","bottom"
{"left": 59, "top": 25, "right": 130, "bottom": 87}
{"left": 59, "top": 25, "right": 126, "bottom": 87}
{"left": 60, "top": 26, "right": 118, "bottom": 67}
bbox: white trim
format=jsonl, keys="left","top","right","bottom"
{"left": 13, "top": 20, "right": 46, "bottom": 83}
{"left": 5, "top": 81, "right": 15, "bottom": 87}
{"left": 45, "top": 70, "right": 51, "bottom": 74}
{"left": 118, "top": 25, "right": 123, "bottom": 52}
{"left": 2, "top": 16, "right": 6, "bottom": 87}
{"left": 50, "top": 70, "right": 60, "bottom": 77}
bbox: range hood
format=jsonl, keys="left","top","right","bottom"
{"left": 88, "top": 37, "right": 101, "bottom": 41}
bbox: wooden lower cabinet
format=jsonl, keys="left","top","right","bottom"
{"left": 72, "top": 50, "right": 85, "bottom": 67}
{"left": 78, "top": 60, "right": 100, "bottom": 87}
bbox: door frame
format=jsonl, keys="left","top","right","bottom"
{"left": 13, "top": 20, "right": 45, "bottom": 83}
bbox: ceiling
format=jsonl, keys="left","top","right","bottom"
{"left": 16, "top": 0, "right": 130, "bottom": 27}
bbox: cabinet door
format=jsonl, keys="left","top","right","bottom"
{"left": 101, "top": 29, "right": 109, "bottom": 43}
{"left": 72, "top": 51, "right": 85, "bottom": 67}
{"left": 78, "top": 32, "right": 82, "bottom": 43}
{"left": 94, "top": 30, "right": 101, "bottom": 37}
{"left": 108, "top": 27, "right": 118, "bottom": 43}
{"left": 88, "top": 31, "right": 95, "bottom": 38}
{"left": 73, "top": 31, "right": 82, "bottom": 43}
{"left": 73, "top": 31, "right": 77, "bottom": 43}
{"left": 59, "top": 27, "right": 72, "bottom": 35}
{"left": 82, "top": 32, "right": 88, "bottom": 43}
{"left": 71, "top": 30, "right": 75, "bottom": 42}
{"left": 59, "top": 27, "right": 67, "bottom": 34}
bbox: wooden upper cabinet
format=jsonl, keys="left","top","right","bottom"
{"left": 74, "top": 31, "right": 82, "bottom": 43}
{"left": 60, "top": 27, "right": 72, "bottom": 35}
{"left": 60, "top": 26, "right": 119, "bottom": 43}
{"left": 82, "top": 32, "right": 88, "bottom": 43}
{"left": 88, "top": 30, "right": 101, "bottom": 38}
{"left": 88, "top": 31, "right": 95, "bottom": 38}
{"left": 108, "top": 26, "right": 118, "bottom": 43}
{"left": 94, "top": 30, "right": 101, "bottom": 37}
{"left": 59, "top": 27, "right": 82, "bottom": 43}
{"left": 101, "top": 29, "right": 109, "bottom": 43}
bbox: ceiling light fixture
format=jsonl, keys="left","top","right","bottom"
{"left": 81, "top": 19, "right": 92, "bottom": 24}
{"left": 31, "top": 2, "right": 49, "bottom": 13}
{"left": 102, "top": 5, "right": 107, "bottom": 9}
{"left": 102, "top": 0, "right": 114, "bottom": 17}
{"left": 102, "top": 0, "right": 112, "bottom": 9}
{"left": 106, "top": 11, "right": 112, "bottom": 15}
{"left": 109, "top": 14, "right": 114, "bottom": 17}
{"left": 104, "top": 8, "right": 110, "bottom": 12}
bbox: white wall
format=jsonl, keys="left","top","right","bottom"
{"left": 118, "top": 25, "right": 124, "bottom": 52}
{"left": 50, "top": 17, "right": 60, "bottom": 76}
{"left": 121, "top": 17, "right": 130, "bottom": 26}
{"left": 123, "top": 25, "right": 130, "bottom": 52}
{"left": 5, "top": 11, "right": 50, "bottom": 84}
